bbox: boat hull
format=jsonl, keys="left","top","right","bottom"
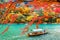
{"left": 27, "top": 31, "right": 48, "bottom": 37}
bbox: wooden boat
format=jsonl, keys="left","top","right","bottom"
{"left": 27, "top": 29, "right": 48, "bottom": 37}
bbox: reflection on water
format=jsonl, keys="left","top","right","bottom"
{"left": 0, "top": 24, "right": 60, "bottom": 40}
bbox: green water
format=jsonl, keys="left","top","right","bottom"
{"left": 0, "top": 24, "right": 60, "bottom": 40}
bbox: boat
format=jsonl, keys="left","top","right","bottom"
{"left": 27, "top": 29, "right": 48, "bottom": 37}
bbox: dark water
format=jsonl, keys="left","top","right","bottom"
{"left": 0, "top": 24, "right": 60, "bottom": 40}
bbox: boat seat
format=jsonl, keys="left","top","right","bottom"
{"left": 32, "top": 29, "right": 44, "bottom": 32}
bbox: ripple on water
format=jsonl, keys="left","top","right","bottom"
{"left": 0, "top": 24, "right": 60, "bottom": 40}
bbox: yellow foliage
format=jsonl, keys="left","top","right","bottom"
{"left": 6, "top": 14, "right": 12, "bottom": 19}
{"left": 45, "top": 18, "right": 48, "bottom": 21}
{"left": 26, "top": 16, "right": 33, "bottom": 21}
{"left": 19, "top": 6, "right": 30, "bottom": 13}
{"left": 43, "top": 11, "right": 49, "bottom": 16}
{"left": 24, "top": 7, "right": 30, "bottom": 13}
{"left": 33, "top": 12, "right": 39, "bottom": 17}
{"left": 17, "top": 12, "right": 23, "bottom": 16}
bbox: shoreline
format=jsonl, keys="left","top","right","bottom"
{"left": 0, "top": 23, "right": 60, "bottom": 24}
